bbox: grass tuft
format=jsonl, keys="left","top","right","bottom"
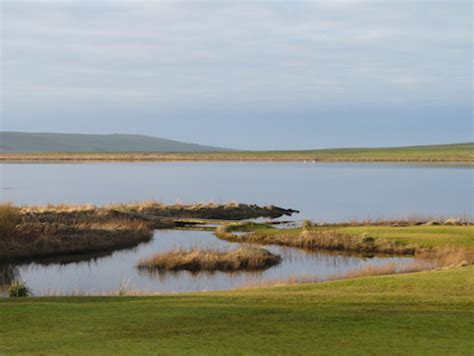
{"left": 137, "top": 247, "right": 281, "bottom": 272}
{"left": 0, "top": 203, "right": 20, "bottom": 238}
{"left": 8, "top": 280, "right": 31, "bottom": 298}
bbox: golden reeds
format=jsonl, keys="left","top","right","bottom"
{"left": 137, "top": 247, "right": 281, "bottom": 272}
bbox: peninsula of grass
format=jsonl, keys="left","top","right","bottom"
{"left": 1, "top": 266, "right": 473, "bottom": 354}
{"left": 216, "top": 220, "right": 474, "bottom": 265}
{"left": 0, "top": 202, "right": 297, "bottom": 261}
{"left": 1, "top": 142, "right": 473, "bottom": 163}
{"left": 137, "top": 247, "right": 281, "bottom": 272}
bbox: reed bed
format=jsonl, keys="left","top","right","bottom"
{"left": 216, "top": 225, "right": 419, "bottom": 255}
{"left": 19, "top": 201, "right": 297, "bottom": 221}
{"left": 137, "top": 247, "right": 281, "bottom": 272}
{"left": 0, "top": 201, "right": 297, "bottom": 261}
{"left": 1, "top": 210, "right": 153, "bottom": 261}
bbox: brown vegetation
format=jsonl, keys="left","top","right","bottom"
{"left": 242, "top": 260, "right": 437, "bottom": 289}
{"left": 137, "top": 247, "right": 281, "bottom": 272}
{"left": 1, "top": 218, "right": 153, "bottom": 261}
{"left": 0, "top": 202, "right": 297, "bottom": 261}
{"left": 216, "top": 225, "right": 419, "bottom": 255}
{"left": 216, "top": 222, "right": 474, "bottom": 270}
{"left": 20, "top": 201, "right": 298, "bottom": 224}
{"left": 0, "top": 203, "right": 20, "bottom": 237}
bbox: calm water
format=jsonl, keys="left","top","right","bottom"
{"left": 1, "top": 162, "right": 472, "bottom": 221}
{"left": 1, "top": 230, "right": 414, "bottom": 295}
{"left": 0, "top": 162, "right": 472, "bottom": 295}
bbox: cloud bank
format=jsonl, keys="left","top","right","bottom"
{"left": 1, "top": 1, "right": 472, "bottom": 149}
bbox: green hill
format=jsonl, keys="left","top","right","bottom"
{"left": 0, "top": 132, "right": 229, "bottom": 153}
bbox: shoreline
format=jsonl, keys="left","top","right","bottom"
{"left": 1, "top": 143, "right": 473, "bottom": 164}
{"left": 1, "top": 155, "right": 473, "bottom": 164}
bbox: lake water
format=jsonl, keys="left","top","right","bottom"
{"left": 1, "top": 162, "right": 472, "bottom": 221}
{"left": 0, "top": 162, "right": 472, "bottom": 295}
{"left": 1, "top": 229, "right": 415, "bottom": 295}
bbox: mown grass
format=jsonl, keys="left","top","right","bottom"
{"left": 338, "top": 225, "right": 474, "bottom": 249}
{"left": 137, "top": 247, "right": 280, "bottom": 272}
{"left": 1, "top": 142, "right": 473, "bottom": 162}
{"left": 0, "top": 266, "right": 473, "bottom": 354}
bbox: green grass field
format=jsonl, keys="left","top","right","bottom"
{"left": 338, "top": 225, "right": 474, "bottom": 249}
{"left": 1, "top": 266, "right": 473, "bottom": 355}
{"left": 2, "top": 224, "right": 473, "bottom": 355}
{"left": 222, "top": 223, "right": 474, "bottom": 251}
{"left": 1, "top": 142, "right": 473, "bottom": 162}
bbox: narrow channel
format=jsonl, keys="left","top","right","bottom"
{"left": 1, "top": 229, "right": 416, "bottom": 295}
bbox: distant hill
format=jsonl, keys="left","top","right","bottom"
{"left": 0, "top": 132, "right": 230, "bottom": 153}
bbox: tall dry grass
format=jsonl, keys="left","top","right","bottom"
{"left": 217, "top": 226, "right": 418, "bottom": 255}
{"left": 242, "top": 259, "right": 439, "bottom": 289}
{"left": 0, "top": 203, "right": 20, "bottom": 238}
{"left": 1, "top": 218, "right": 153, "bottom": 261}
{"left": 137, "top": 247, "right": 281, "bottom": 272}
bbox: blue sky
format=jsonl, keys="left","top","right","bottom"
{"left": 1, "top": 1, "right": 472, "bottom": 150}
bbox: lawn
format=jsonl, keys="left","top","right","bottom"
{"left": 338, "top": 225, "right": 474, "bottom": 249}
{"left": 1, "top": 266, "right": 473, "bottom": 355}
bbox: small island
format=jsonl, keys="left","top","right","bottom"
{"left": 137, "top": 247, "right": 281, "bottom": 272}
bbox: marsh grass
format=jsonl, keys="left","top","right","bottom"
{"left": 216, "top": 225, "right": 418, "bottom": 255}
{"left": 8, "top": 280, "right": 31, "bottom": 297}
{"left": 20, "top": 201, "right": 297, "bottom": 221}
{"left": 2, "top": 202, "right": 296, "bottom": 261}
{"left": 217, "top": 220, "right": 474, "bottom": 285}
{"left": 242, "top": 259, "right": 440, "bottom": 289}
{"left": 1, "top": 218, "right": 153, "bottom": 261}
{"left": 137, "top": 247, "right": 281, "bottom": 272}
{"left": 0, "top": 203, "right": 20, "bottom": 237}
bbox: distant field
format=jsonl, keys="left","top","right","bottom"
{"left": 0, "top": 142, "right": 473, "bottom": 162}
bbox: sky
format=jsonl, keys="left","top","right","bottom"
{"left": 1, "top": 0, "right": 472, "bottom": 150}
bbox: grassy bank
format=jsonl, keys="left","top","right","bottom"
{"left": 217, "top": 222, "right": 474, "bottom": 264}
{"left": 137, "top": 247, "right": 280, "bottom": 272}
{"left": 1, "top": 142, "right": 473, "bottom": 162}
{"left": 1, "top": 266, "right": 473, "bottom": 354}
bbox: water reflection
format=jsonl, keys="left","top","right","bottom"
{"left": 2, "top": 229, "right": 416, "bottom": 295}
{"left": 0, "top": 264, "right": 19, "bottom": 289}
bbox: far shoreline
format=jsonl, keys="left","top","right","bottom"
{"left": 0, "top": 142, "right": 472, "bottom": 163}
{"left": 0, "top": 152, "right": 473, "bottom": 164}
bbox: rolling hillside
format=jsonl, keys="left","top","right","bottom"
{"left": 0, "top": 132, "right": 229, "bottom": 153}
